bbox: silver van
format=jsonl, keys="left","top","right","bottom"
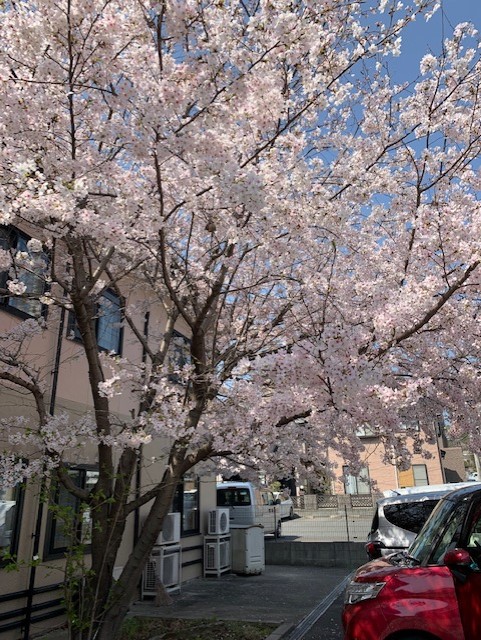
{"left": 216, "top": 481, "right": 282, "bottom": 537}
{"left": 366, "top": 482, "right": 481, "bottom": 559}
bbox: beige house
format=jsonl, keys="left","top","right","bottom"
{"left": 327, "top": 422, "right": 466, "bottom": 497}
{"left": 0, "top": 224, "right": 218, "bottom": 639}
{"left": 291, "top": 419, "right": 467, "bottom": 500}
{"left": 329, "top": 432, "right": 445, "bottom": 496}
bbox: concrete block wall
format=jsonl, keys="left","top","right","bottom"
{"left": 265, "top": 541, "right": 367, "bottom": 570}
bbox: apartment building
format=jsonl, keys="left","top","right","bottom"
{"left": 0, "top": 223, "right": 217, "bottom": 639}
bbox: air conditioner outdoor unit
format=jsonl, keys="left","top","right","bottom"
{"left": 205, "top": 539, "right": 230, "bottom": 570}
{"left": 159, "top": 545, "right": 182, "bottom": 590}
{"left": 208, "top": 508, "right": 230, "bottom": 535}
{"left": 141, "top": 548, "right": 161, "bottom": 598}
{"left": 204, "top": 534, "right": 231, "bottom": 577}
{"left": 141, "top": 546, "right": 182, "bottom": 597}
{"left": 156, "top": 512, "right": 181, "bottom": 545}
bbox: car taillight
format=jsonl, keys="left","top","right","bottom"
{"left": 365, "top": 541, "right": 384, "bottom": 559}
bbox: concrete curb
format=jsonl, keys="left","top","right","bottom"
{"left": 265, "top": 622, "right": 295, "bottom": 640}
{"left": 283, "top": 574, "right": 352, "bottom": 640}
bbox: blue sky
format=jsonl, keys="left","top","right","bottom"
{"left": 392, "top": 0, "right": 481, "bottom": 81}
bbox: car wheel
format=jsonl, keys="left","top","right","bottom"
{"left": 399, "top": 635, "right": 429, "bottom": 639}
{"left": 276, "top": 520, "right": 282, "bottom": 538}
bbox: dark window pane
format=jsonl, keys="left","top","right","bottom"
{"left": 0, "top": 227, "right": 46, "bottom": 318}
{"left": 182, "top": 479, "right": 199, "bottom": 535}
{"left": 384, "top": 500, "right": 439, "bottom": 534}
{"left": 217, "top": 488, "right": 252, "bottom": 506}
{"left": 97, "top": 291, "right": 122, "bottom": 353}
{"left": 80, "top": 471, "right": 98, "bottom": 544}
{"left": 49, "top": 469, "right": 82, "bottom": 553}
{"left": 47, "top": 468, "right": 98, "bottom": 556}
{"left": 67, "top": 291, "right": 122, "bottom": 354}
{"left": 172, "top": 478, "right": 199, "bottom": 536}
{"left": 167, "top": 331, "right": 191, "bottom": 382}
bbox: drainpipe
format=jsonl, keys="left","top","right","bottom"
{"left": 23, "top": 303, "right": 66, "bottom": 640}
{"left": 134, "top": 311, "right": 150, "bottom": 546}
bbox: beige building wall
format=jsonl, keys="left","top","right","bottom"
{"left": 329, "top": 433, "right": 445, "bottom": 496}
{"left": 0, "top": 272, "right": 216, "bottom": 639}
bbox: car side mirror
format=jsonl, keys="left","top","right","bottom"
{"left": 444, "top": 548, "right": 472, "bottom": 568}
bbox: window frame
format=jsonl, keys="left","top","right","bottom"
{"left": 413, "top": 464, "right": 429, "bottom": 487}
{"left": 167, "top": 330, "right": 191, "bottom": 383}
{"left": 67, "top": 289, "right": 123, "bottom": 356}
{"left": 0, "top": 484, "right": 24, "bottom": 567}
{"left": 343, "top": 465, "right": 371, "bottom": 495}
{"left": 172, "top": 476, "right": 200, "bottom": 537}
{"left": 0, "top": 225, "right": 47, "bottom": 320}
{"left": 44, "top": 466, "right": 99, "bottom": 559}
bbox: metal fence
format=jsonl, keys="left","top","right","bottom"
{"left": 291, "top": 493, "right": 378, "bottom": 510}
{"left": 278, "top": 493, "right": 378, "bottom": 543}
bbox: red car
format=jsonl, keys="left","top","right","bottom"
{"left": 343, "top": 484, "right": 481, "bottom": 640}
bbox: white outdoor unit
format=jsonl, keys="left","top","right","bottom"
{"left": 156, "top": 512, "right": 181, "bottom": 545}
{"left": 230, "top": 525, "right": 265, "bottom": 575}
{"left": 141, "top": 548, "right": 161, "bottom": 598}
{"left": 159, "top": 544, "right": 182, "bottom": 590}
{"left": 208, "top": 508, "right": 230, "bottom": 535}
{"left": 141, "top": 545, "right": 182, "bottom": 597}
{"left": 204, "top": 534, "right": 231, "bottom": 577}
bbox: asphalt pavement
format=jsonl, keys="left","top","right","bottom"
{"left": 131, "top": 565, "right": 351, "bottom": 639}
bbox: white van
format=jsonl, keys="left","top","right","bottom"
{"left": 216, "top": 482, "right": 282, "bottom": 537}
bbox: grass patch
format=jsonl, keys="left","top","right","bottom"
{"left": 119, "top": 616, "right": 277, "bottom": 640}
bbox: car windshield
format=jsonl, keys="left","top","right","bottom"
{"left": 409, "top": 497, "right": 469, "bottom": 564}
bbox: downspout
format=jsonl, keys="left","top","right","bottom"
{"left": 134, "top": 311, "right": 150, "bottom": 545}
{"left": 23, "top": 303, "right": 66, "bottom": 640}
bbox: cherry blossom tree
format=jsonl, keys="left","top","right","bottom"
{"left": 2, "top": 0, "right": 481, "bottom": 638}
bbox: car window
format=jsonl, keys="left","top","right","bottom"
{"left": 261, "top": 492, "right": 274, "bottom": 506}
{"left": 430, "top": 503, "right": 468, "bottom": 564}
{"left": 465, "top": 502, "right": 481, "bottom": 566}
{"left": 217, "top": 488, "right": 252, "bottom": 506}
{"left": 369, "top": 509, "right": 379, "bottom": 535}
{"left": 383, "top": 500, "right": 439, "bottom": 534}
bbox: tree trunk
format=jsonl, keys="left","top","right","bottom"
{"left": 93, "top": 478, "right": 180, "bottom": 640}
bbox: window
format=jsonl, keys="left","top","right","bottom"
{"left": 68, "top": 290, "right": 123, "bottom": 355}
{"left": 0, "top": 226, "right": 46, "bottom": 318}
{"left": 397, "top": 418, "right": 420, "bottom": 433}
{"left": 383, "top": 500, "right": 439, "bottom": 534}
{"left": 261, "top": 491, "right": 275, "bottom": 506}
{"left": 217, "top": 487, "right": 252, "bottom": 506}
{"left": 97, "top": 290, "right": 123, "bottom": 352}
{"left": 0, "top": 486, "right": 23, "bottom": 564}
{"left": 45, "top": 467, "right": 98, "bottom": 558}
{"left": 398, "top": 464, "right": 429, "bottom": 488}
{"left": 343, "top": 465, "right": 371, "bottom": 495}
{"left": 467, "top": 503, "right": 481, "bottom": 558}
{"left": 413, "top": 464, "right": 429, "bottom": 486}
{"left": 172, "top": 477, "right": 199, "bottom": 536}
{"left": 355, "top": 425, "right": 379, "bottom": 438}
{"left": 167, "top": 330, "right": 191, "bottom": 382}
{"left": 430, "top": 502, "right": 468, "bottom": 564}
